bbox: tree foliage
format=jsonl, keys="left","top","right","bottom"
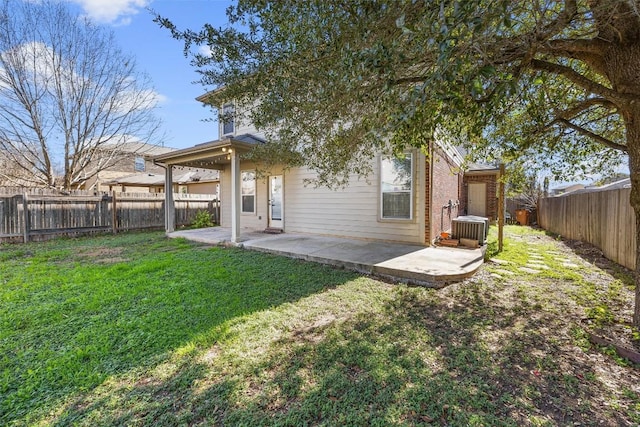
{"left": 0, "top": 0, "right": 163, "bottom": 190}
{"left": 158, "top": 0, "right": 640, "bottom": 325}
{"left": 158, "top": 1, "right": 634, "bottom": 184}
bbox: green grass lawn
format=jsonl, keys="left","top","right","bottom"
{"left": 1, "top": 229, "right": 639, "bottom": 426}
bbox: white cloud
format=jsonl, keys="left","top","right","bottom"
{"left": 198, "top": 45, "right": 213, "bottom": 57}
{"left": 69, "top": 0, "right": 150, "bottom": 25}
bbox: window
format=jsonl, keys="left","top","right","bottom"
{"left": 241, "top": 171, "right": 255, "bottom": 213}
{"left": 134, "top": 157, "right": 145, "bottom": 172}
{"left": 380, "top": 154, "right": 413, "bottom": 219}
{"left": 222, "top": 103, "right": 235, "bottom": 135}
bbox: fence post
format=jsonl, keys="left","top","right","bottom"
{"left": 22, "top": 192, "right": 30, "bottom": 243}
{"left": 111, "top": 191, "right": 118, "bottom": 234}
{"left": 165, "top": 166, "right": 175, "bottom": 232}
{"left": 498, "top": 163, "right": 505, "bottom": 252}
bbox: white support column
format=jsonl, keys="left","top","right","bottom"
{"left": 165, "top": 165, "right": 175, "bottom": 232}
{"left": 230, "top": 151, "right": 241, "bottom": 243}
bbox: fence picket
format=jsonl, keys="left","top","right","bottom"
{"left": 539, "top": 188, "right": 636, "bottom": 270}
{"left": 0, "top": 188, "right": 218, "bottom": 243}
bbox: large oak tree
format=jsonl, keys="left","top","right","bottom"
{"left": 158, "top": 0, "right": 640, "bottom": 325}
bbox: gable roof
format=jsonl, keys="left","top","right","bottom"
{"left": 102, "top": 141, "right": 176, "bottom": 156}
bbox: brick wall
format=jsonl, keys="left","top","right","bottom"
{"left": 425, "top": 147, "right": 462, "bottom": 243}
{"left": 461, "top": 173, "right": 498, "bottom": 221}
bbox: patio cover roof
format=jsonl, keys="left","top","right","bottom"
{"left": 153, "top": 134, "right": 265, "bottom": 170}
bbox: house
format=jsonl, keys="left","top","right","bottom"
{"left": 104, "top": 169, "right": 220, "bottom": 196}
{"left": 78, "top": 142, "right": 176, "bottom": 192}
{"left": 462, "top": 163, "right": 500, "bottom": 221}
{"left": 154, "top": 96, "right": 499, "bottom": 244}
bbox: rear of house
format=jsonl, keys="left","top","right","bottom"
{"left": 155, "top": 98, "right": 494, "bottom": 246}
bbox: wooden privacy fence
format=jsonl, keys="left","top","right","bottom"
{"left": 0, "top": 188, "right": 219, "bottom": 243}
{"left": 538, "top": 187, "right": 636, "bottom": 270}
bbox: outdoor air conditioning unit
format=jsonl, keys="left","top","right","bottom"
{"left": 452, "top": 216, "right": 487, "bottom": 245}
{"left": 459, "top": 215, "right": 490, "bottom": 240}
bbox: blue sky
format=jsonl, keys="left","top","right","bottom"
{"left": 68, "top": 0, "right": 234, "bottom": 149}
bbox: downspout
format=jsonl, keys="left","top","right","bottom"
{"left": 428, "top": 139, "right": 434, "bottom": 245}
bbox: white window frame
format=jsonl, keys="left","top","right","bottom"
{"left": 134, "top": 156, "right": 145, "bottom": 172}
{"left": 380, "top": 153, "right": 414, "bottom": 220}
{"left": 221, "top": 103, "right": 235, "bottom": 136}
{"left": 241, "top": 170, "right": 256, "bottom": 214}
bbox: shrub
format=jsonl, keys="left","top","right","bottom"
{"left": 192, "top": 210, "right": 214, "bottom": 228}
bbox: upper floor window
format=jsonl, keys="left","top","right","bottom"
{"left": 241, "top": 170, "right": 255, "bottom": 213}
{"left": 134, "top": 157, "right": 145, "bottom": 172}
{"left": 380, "top": 154, "right": 413, "bottom": 219}
{"left": 222, "top": 103, "right": 235, "bottom": 135}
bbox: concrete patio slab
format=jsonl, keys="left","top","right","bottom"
{"left": 168, "top": 227, "right": 485, "bottom": 286}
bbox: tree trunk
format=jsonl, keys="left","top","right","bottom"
{"left": 633, "top": 194, "right": 640, "bottom": 328}
{"left": 626, "top": 104, "right": 640, "bottom": 328}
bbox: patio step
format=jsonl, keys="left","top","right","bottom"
{"left": 263, "top": 227, "right": 284, "bottom": 234}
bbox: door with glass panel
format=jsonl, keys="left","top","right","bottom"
{"left": 268, "top": 175, "right": 283, "bottom": 229}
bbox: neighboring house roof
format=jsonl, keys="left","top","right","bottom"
{"left": 174, "top": 170, "right": 220, "bottom": 184}
{"left": 107, "top": 173, "right": 165, "bottom": 186}
{"left": 597, "top": 177, "right": 631, "bottom": 190}
{"left": 105, "top": 169, "right": 220, "bottom": 187}
{"left": 550, "top": 183, "right": 585, "bottom": 196}
{"left": 102, "top": 141, "right": 177, "bottom": 157}
{"left": 558, "top": 178, "right": 631, "bottom": 196}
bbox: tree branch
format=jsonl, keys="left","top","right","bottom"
{"left": 390, "top": 76, "right": 426, "bottom": 85}
{"left": 555, "top": 118, "right": 627, "bottom": 152}
{"left": 536, "top": 0, "right": 578, "bottom": 41}
{"left": 556, "top": 97, "right": 617, "bottom": 121}
{"left": 539, "top": 38, "right": 609, "bottom": 56}
{"left": 535, "top": 38, "right": 609, "bottom": 76}
{"left": 530, "top": 59, "right": 633, "bottom": 102}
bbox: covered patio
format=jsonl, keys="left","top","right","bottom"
{"left": 168, "top": 227, "right": 485, "bottom": 285}
{"left": 153, "top": 134, "right": 264, "bottom": 242}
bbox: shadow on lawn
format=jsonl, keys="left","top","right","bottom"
{"left": 50, "top": 279, "right": 637, "bottom": 426}
{"left": 2, "top": 234, "right": 358, "bottom": 426}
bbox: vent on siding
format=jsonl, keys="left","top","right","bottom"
{"left": 452, "top": 216, "right": 487, "bottom": 245}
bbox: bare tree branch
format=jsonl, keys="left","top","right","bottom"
{"left": 0, "top": 0, "right": 164, "bottom": 189}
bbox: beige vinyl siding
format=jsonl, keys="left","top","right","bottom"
{"left": 220, "top": 155, "right": 425, "bottom": 244}
{"left": 220, "top": 101, "right": 266, "bottom": 140}
{"left": 285, "top": 154, "right": 425, "bottom": 244}
{"left": 186, "top": 182, "right": 218, "bottom": 195}
{"left": 235, "top": 120, "right": 265, "bottom": 139}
